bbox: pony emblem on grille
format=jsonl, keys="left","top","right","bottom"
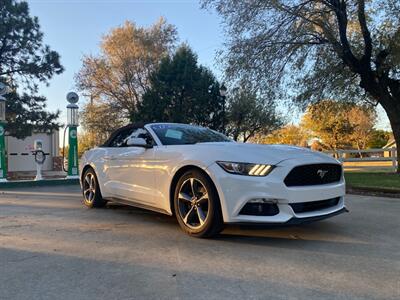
{"left": 317, "top": 169, "right": 328, "bottom": 179}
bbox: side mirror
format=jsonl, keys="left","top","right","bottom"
{"left": 126, "top": 137, "right": 152, "bottom": 148}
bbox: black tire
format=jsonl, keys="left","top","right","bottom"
{"left": 174, "top": 169, "right": 224, "bottom": 238}
{"left": 82, "top": 168, "right": 107, "bottom": 208}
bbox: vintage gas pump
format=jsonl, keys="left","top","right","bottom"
{"left": 66, "top": 92, "right": 79, "bottom": 179}
{"left": 0, "top": 83, "right": 8, "bottom": 182}
{"left": 32, "top": 139, "right": 46, "bottom": 181}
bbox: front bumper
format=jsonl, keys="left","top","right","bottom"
{"left": 231, "top": 207, "right": 348, "bottom": 227}
{"left": 206, "top": 158, "right": 346, "bottom": 224}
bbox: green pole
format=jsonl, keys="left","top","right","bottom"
{"left": 0, "top": 122, "right": 7, "bottom": 181}
{"left": 67, "top": 126, "right": 79, "bottom": 178}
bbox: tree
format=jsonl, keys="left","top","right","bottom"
{"left": 80, "top": 99, "right": 126, "bottom": 146}
{"left": 76, "top": 18, "right": 177, "bottom": 122}
{"left": 347, "top": 104, "right": 376, "bottom": 153}
{"left": 78, "top": 132, "right": 97, "bottom": 157}
{"left": 204, "top": 0, "right": 400, "bottom": 172}
{"left": 226, "top": 85, "right": 282, "bottom": 142}
{"left": 301, "top": 100, "right": 354, "bottom": 150}
{"left": 368, "top": 130, "right": 392, "bottom": 148}
{"left": 256, "top": 124, "right": 309, "bottom": 146}
{"left": 136, "top": 45, "right": 225, "bottom": 131}
{"left": 301, "top": 100, "right": 376, "bottom": 152}
{"left": 0, "top": 0, "right": 63, "bottom": 138}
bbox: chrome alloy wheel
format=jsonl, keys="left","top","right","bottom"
{"left": 83, "top": 172, "right": 96, "bottom": 203}
{"left": 177, "top": 178, "right": 210, "bottom": 230}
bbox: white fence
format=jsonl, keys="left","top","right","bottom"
{"left": 324, "top": 148, "right": 397, "bottom": 171}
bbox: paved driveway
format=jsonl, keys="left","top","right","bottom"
{"left": 0, "top": 185, "right": 399, "bottom": 300}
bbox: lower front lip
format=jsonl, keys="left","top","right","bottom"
{"left": 229, "top": 206, "right": 349, "bottom": 226}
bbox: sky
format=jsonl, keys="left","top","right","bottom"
{"left": 26, "top": 0, "right": 391, "bottom": 131}
{"left": 27, "top": 0, "right": 225, "bottom": 122}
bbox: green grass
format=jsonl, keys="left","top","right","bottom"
{"left": 345, "top": 172, "right": 400, "bottom": 191}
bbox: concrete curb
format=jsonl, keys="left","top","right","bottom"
{"left": 347, "top": 186, "right": 400, "bottom": 198}
{"left": 0, "top": 178, "right": 79, "bottom": 189}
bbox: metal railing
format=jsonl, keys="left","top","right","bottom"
{"left": 324, "top": 148, "right": 397, "bottom": 171}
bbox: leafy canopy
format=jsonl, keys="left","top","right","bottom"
{"left": 79, "top": 100, "right": 126, "bottom": 146}
{"left": 136, "top": 45, "right": 225, "bottom": 131}
{"left": 0, "top": 0, "right": 63, "bottom": 138}
{"left": 226, "top": 84, "right": 283, "bottom": 142}
{"left": 256, "top": 125, "right": 309, "bottom": 146}
{"left": 76, "top": 18, "right": 177, "bottom": 120}
{"left": 301, "top": 99, "right": 376, "bottom": 150}
{"left": 203, "top": 0, "right": 400, "bottom": 104}
{"left": 367, "top": 129, "right": 392, "bottom": 149}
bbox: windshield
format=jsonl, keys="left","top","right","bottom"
{"left": 150, "top": 124, "right": 231, "bottom": 145}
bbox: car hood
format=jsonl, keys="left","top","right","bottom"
{"left": 190, "top": 142, "right": 338, "bottom": 165}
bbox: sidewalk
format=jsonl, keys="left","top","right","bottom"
{"left": 7, "top": 170, "right": 68, "bottom": 181}
{"left": 0, "top": 171, "right": 79, "bottom": 189}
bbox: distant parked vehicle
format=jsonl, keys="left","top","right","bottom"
{"left": 80, "top": 123, "right": 346, "bottom": 238}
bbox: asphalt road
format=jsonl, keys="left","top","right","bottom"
{"left": 0, "top": 185, "right": 399, "bottom": 300}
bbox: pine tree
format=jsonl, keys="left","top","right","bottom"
{"left": 0, "top": 0, "right": 63, "bottom": 138}
{"left": 136, "top": 45, "right": 224, "bottom": 131}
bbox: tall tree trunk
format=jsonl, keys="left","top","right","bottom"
{"left": 389, "top": 119, "right": 400, "bottom": 174}
{"left": 360, "top": 75, "right": 400, "bottom": 173}
{"left": 382, "top": 101, "right": 400, "bottom": 173}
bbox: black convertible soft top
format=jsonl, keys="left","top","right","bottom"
{"left": 101, "top": 122, "right": 147, "bottom": 147}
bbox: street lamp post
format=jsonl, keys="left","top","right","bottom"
{"left": 0, "top": 83, "right": 8, "bottom": 182}
{"left": 219, "top": 83, "right": 227, "bottom": 134}
{"left": 66, "top": 92, "right": 79, "bottom": 179}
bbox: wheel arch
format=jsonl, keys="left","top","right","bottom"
{"left": 80, "top": 163, "right": 101, "bottom": 187}
{"left": 81, "top": 164, "right": 94, "bottom": 182}
{"left": 169, "top": 165, "right": 220, "bottom": 216}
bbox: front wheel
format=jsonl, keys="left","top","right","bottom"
{"left": 174, "top": 170, "right": 224, "bottom": 238}
{"left": 82, "top": 168, "right": 107, "bottom": 208}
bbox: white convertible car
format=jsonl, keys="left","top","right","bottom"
{"left": 80, "top": 123, "right": 346, "bottom": 237}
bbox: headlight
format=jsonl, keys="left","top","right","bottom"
{"left": 216, "top": 161, "right": 274, "bottom": 176}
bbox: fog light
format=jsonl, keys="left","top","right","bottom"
{"left": 239, "top": 200, "right": 279, "bottom": 216}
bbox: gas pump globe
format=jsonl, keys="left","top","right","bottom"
{"left": 66, "top": 92, "right": 79, "bottom": 179}
{"left": 0, "top": 83, "right": 7, "bottom": 182}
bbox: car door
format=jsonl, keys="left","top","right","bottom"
{"left": 103, "top": 126, "right": 156, "bottom": 205}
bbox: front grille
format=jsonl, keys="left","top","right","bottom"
{"left": 284, "top": 163, "right": 342, "bottom": 187}
{"left": 290, "top": 197, "right": 340, "bottom": 213}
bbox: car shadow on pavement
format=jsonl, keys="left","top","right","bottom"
{"left": 79, "top": 202, "right": 399, "bottom": 262}
{"left": 215, "top": 221, "right": 399, "bottom": 260}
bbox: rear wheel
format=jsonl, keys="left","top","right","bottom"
{"left": 174, "top": 170, "right": 223, "bottom": 238}
{"left": 82, "top": 168, "right": 107, "bottom": 208}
